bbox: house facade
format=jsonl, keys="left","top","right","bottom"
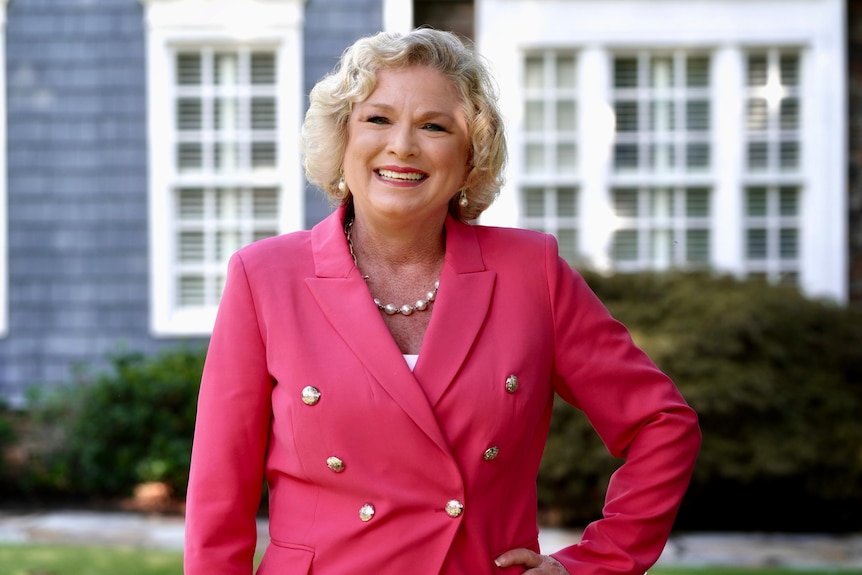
{"left": 0, "top": 0, "right": 854, "bottom": 405}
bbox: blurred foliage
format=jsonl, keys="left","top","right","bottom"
{"left": 538, "top": 271, "right": 862, "bottom": 532}
{"left": 0, "top": 402, "right": 15, "bottom": 478}
{"left": 12, "top": 346, "right": 205, "bottom": 500}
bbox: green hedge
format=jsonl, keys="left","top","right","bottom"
{"left": 18, "top": 347, "right": 205, "bottom": 499}
{"left": 538, "top": 271, "right": 862, "bottom": 532}
{"left": 4, "top": 271, "right": 861, "bottom": 532}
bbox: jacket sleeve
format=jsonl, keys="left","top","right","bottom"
{"left": 184, "top": 252, "right": 273, "bottom": 575}
{"left": 544, "top": 236, "right": 701, "bottom": 575}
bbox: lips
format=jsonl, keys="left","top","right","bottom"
{"left": 376, "top": 168, "right": 428, "bottom": 183}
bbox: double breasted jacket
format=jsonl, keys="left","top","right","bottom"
{"left": 184, "top": 205, "right": 701, "bottom": 575}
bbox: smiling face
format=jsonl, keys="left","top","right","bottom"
{"left": 343, "top": 65, "right": 472, "bottom": 229}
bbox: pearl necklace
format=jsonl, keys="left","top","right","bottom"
{"left": 344, "top": 219, "right": 440, "bottom": 316}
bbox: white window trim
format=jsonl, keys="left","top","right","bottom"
{"left": 141, "top": 0, "right": 305, "bottom": 336}
{"left": 383, "top": 0, "right": 413, "bottom": 33}
{"left": 0, "top": 0, "right": 8, "bottom": 338}
{"left": 478, "top": 0, "right": 846, "bottom": 302}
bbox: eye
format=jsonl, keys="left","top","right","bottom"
{"left": 367, "top": 116, "right": 389, "bottom": 125}
{"left": 421, "top": 123, "right": 446, "bottom": 132}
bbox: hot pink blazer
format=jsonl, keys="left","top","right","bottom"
{"left": 184, "top": 205, "right": 700, "bottom": 575}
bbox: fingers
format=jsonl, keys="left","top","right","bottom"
{"left": 495, "top": 548, "right": 544, "bottom": 569}
{"left": 495, "top": 549, "right": 569, "bottom": 573}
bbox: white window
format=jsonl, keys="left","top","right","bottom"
{"left": 0, "top": 0, "right": 8, "bottom": 338}
{"left": 141, "top": 0, "right": 305, "bottom": 336}
{"left": 479, "top": 0, "right": 846, "bottom": 302}
{"left": 743, "top": 49, "right": 803, "bottom": 284}
{"left": 519, "top": 51, "right": 580, "bottom": 263}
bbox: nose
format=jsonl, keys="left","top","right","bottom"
{"left": 387, "top": 122, "right": 419, "bottom": 158}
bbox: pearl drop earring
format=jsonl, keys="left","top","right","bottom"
{"left": 458, "top": 189, "right": 469, "bottom": 207}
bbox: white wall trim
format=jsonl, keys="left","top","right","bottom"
{"left": 141, "top": 0, "right": 306, "bottom": 336}
{"left": 383, "top": 0, "right": 413, "bottom": 33}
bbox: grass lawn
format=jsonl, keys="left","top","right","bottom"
{"left": 0, "top": 544, "right": 860, "bottom": 575}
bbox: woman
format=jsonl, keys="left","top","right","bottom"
{"left": 184, "top": 28, "right": 700, "bottom": 575}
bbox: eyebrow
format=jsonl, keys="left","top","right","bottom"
{"left": 360, "top": 102, "right": 458, "bottom": 123}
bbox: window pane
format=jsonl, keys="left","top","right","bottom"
{"left": 612, "top": 230, "right": 638, "bottom": 261}
{"left": 179, "top": 276, "right": 205, "bottom": 306}
{"left": 686, "top": 100, "right": 709, "bottom": 131}
{"left": 556, "top": 143, "right": 576, "bottom": 174}
{"left": 747, "top": 98, "right": 768, "bottom": 131}
{"left": 615, "top": 101, "right": 638, "bottom": 132}
{"left": 780, "top": 53, "right": 800, "bottom": 86}
{"left": 214, "top": 53, "right": 239, "bottom": 85}
{"left": 686, "top": 229, "right": 709, "bottom": 263}
{"left": 780, "top": 98, "right": 800, "bottom": 130}
{"left": 217, "top": 231, "right": 241, "bottom": 260}
{"left": 557, "top": 228, "right": 578, "bottom": 262}
{"left": 177, "top": 53, "right": 201, "bottom": 85}
{"left": 252, "top": 188, "right": 279, "bottom": 218}
{"left": 649, "top": 144, "right": 675, "bottom": 170}
{"left": 779, "top": 187, "right": 799, "bottom": 216}
{"left": 614, "top": 189, "right": 638, "bottom": 217}
{"left": 177, "top": 99, "right": 202, "bottom": 131}
{"left": 524, "top": 188, "right": 544, "bottom": 217}
{"left": 614, "top": 144, "right": 638, "bottom": 170}
{"left": 557, "top": 187, "right": 577, "bottom": 216}
{"left": 252, "top": 142, "right": 277, "bottom": 168}
{"left": 525, "top": 144, "right": 545, "bottom": 173}
{"left": 686, "top": 144, "right": 709, "bottom": 170}
{"left": 649, "top": 57, "right": 674, "bottom": 88}
{"left": 686, "top": 188, "right": 709, "bottom": 217}
{"left": 178, "top": 188, "right": 205, "bottom": 219}
{"left": 649, "top": 188, "right": 672, "bottom": 218}
{"left": 779, "top": 141, "right": 799, "bottom": 170}
{"left": 525, "top": 56, "right": 544, "bottom": 89}
{"left": 251, "top": 52, "right": 276, "bottom": 85}
{"left": 555, "top": 55, "right": 576, "bottom": 89}
{"left": 747, "top": 229, "right": 768, "bottom": 259}
{"left": 614, "top": 58, "right": 638, "bottom": 88}
{"left": 686, "top": 57, "right": 709, "bottom": 87}
{"left": 215, "top": 142, "right": 240, "bottom": 171}
{"left": 179, "top": 232, "right": 204, "bottom": 262}
{"left": 747, "top": 142, "right": 768, "bottom": 171}
{"left": 780, "top": 228, "right": 798, "bottom": 259}
{"left": 251, "top": 97, "right": 276, "bottom": 130}
{"left": 747, "top": 55, "right": 768, "bottom": 86}
{"left": 216, "top": 188, "right": 240, "bottom": 218}
{"left": 650, "top": 100, "right": 675, "bottom": 131}
{"left": 214, "top": 98, "right": 239, "bottom": 131}
{"left": 177, "top": 143, "right": 203, "bottom": 171}
{"left": 525, "top": 101, "right": 544, "bottom": 132}
{"left": 746, "top": 188, "right": 768, "bottom": 216}
{"left": 556, "top": 100, "right": 576, "bottom": 130}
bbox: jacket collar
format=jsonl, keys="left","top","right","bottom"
{"left": 305, "top": 205, "right": 495, "bottom": 448}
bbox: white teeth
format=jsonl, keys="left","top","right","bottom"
{"left": 378, "top": 169, "right": 425, "bottom": 181}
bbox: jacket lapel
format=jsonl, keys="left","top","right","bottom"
{"left": 304, "top": 206, "right": 453, "bottom": 455}
{"left": 413, "top": 216, "right": 496, "bottom": 406}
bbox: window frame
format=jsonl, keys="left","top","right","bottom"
{"left": 141, "top": 0, "right": 305, "bottom": 336}
{"left": 478, "top": 0, "right": 846, "bottom": 302}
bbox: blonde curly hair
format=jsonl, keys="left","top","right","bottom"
{"left": 301, "top": 28, "right": 507, "bottom": 222}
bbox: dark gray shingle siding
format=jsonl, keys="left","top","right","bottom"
{"left": 2, "top": 0, "right": 188, "bottom": 405}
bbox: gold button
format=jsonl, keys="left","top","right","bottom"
{"left": 505, "top": 375, "right": 519, "bottom": 393}
{"left": 359, "top": 503, "right": 375, "bottom": 522}
{"left": 483, "top": 446, "right": 499, "bottom": 461}
{"left": 326, "top": 456, "right": 345, "bottom": 472}
{"left": 301, "top": 386, "right": 321, "bottom": 405}
{"left": 445, "top": 499, "right": 464, "bottom": 518}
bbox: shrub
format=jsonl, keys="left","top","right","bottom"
{"left": 26, "top": 346, "right": 206, "bottom": 499}
{"left": 538, "top": 271, "right": 862, "bottom": 532}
